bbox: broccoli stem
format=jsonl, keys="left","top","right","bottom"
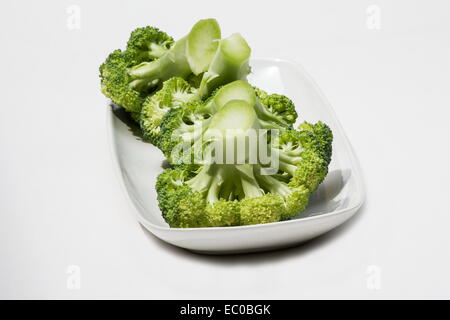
{"left": 131, "top": 42, "right": 170, "bottom": 62}
{"left": 254, "top": 101, "right": 287, "bottom": 128}
{"left": 128, "top": 78, "right": 154, "bottom": 92}
{"left": 186, "top": 164, "right": 214, "bottom": 194}
{"left": 197, "top": 33, "right": 251, "bottom": 98}
{"left": 148, "top": 42, "right": 171, "bottom": 59}
{"left": 206, "top": 166, "right": 227, "bottom": 203}
{"left": 236, "top": 164, "right": 264, "bottom": 199}
{"left": 219, "top": 176, "right": 235, "bottom": 200}
{"left": 278, "top": 162, "right": 297, "bottom": 177}
{"left": 278, "top": 151, "right": 302, "bottom": 165}
{"left": 211, "top": 80, "right": 256, "bottom": 111}
{"left": 270, "top": 147, "right": 303, "bottom": 176}
{"left": 186, "top": 163, "right": 264, "bottom": 203}
{"left": 188, "top": 101, "right": 265, "bottom": 201}
{"left": 255, "top": 172, "right": 292, "bottom": 198}
{"left": 186, "top": 19, "right": 221, "bottom": 75}
{"left": 128, "top": 37, "right": 191, "bottom": 89}
{"left": 257, "top": 119, "right": 285, "bottom": 130}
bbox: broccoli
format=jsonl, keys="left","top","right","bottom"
{"left": 99, "top": 19, "right": 221, "bottom": 115}
{"left": 138, "top": 32, "right": 253, "bottom": 145}
{"left": 140, "top": 77, "right": 198, "bottom": 144}
{"left": 157, "top": 80, "right": 298, "bottom": 163}
{"left": 126, "top": 26, "right": 174, "bottom": 61}
{"left": 99, "top": 19, "right": 334, "bottom": 229}
{"left": 155, "top": 97, "right": 333, "bottom": 228}
{"left": 254, "top": 88, "right": 298, "bottom": 129}
{"left": 196, "top": 33, "right": 251, "bottom": 98}
{"left": 102, "top": 19, "right": 255, "bottom": 146}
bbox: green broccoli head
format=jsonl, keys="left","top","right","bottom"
{"left": 100, "top": 49, "right": 145, "bottom": 114}
{"left": 99, "top": 25, "right": 179, "bottom": 113}
{"left": 255, "top": 127, "right": 332, "bottom": 220}
{"left": 298, "top": 121, "right": 333, "bottom": 165}
{"left": 100, "top": 19, "right": 222, "bottom": 115}
{"left": 156, "top": 164, "right": 285, "bottom": 228}
{"left": 140, "top": 77, "right": 198, "bottom": 144}
{"left": 254, "top": 89, "right": 298, "bottom": 129}
{"left": 155, "top": 165, "right": 208, "bottom": 228}
{"left": 99, "top": 28, "right": 190, "bottom": 115}
{"left": 155, "top": 94, "right": 333, "bottom": 228}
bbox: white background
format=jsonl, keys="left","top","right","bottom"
{"left": 1, "top": 0, "right": 449, "bottom": 299}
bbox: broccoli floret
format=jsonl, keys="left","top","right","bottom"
{"left": 255, "top": 127, "right": 331, "bottom": 220}
{"left": 158, "top": 101, "right": 211, "bottom": 164}
{"left": 122, "top": 36, "right": 192, "bottom": 104}
{"left": 254, "top": 88, "right": 298, "bottom": 129}
{"left": 298, "top": 121, "right": 333, "bottom": 165}
{"left": 288, "top": 123, "right": 333, "bottom": 192}
{"left": 100, "top": 49, "right": 144, "bottom": 115}
{"left": 155, "top": 95, "right": 333, "bottom": 228}
{"left": 158, "top": 80, "right": 298, "bottom": 162}
{"left": 100, "top": 19, "right": 221, "bottom": 115}
{"left": 126, "top": 26, "right": 174, "bottom": 61}
{"left": 140, "top": 77, "right": 198, "bottom": 144}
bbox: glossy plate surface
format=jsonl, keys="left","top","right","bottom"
{"left": 108, "top": 58, "right": 365, "bottom": 254}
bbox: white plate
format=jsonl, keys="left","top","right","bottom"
{"left": 107, "top": 58, "right": 365, "bottom": 254}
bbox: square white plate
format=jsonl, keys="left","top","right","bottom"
{"left": 107, "top": 58, "right": 365, "bottom": 254}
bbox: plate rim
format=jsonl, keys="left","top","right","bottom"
{"left": 106, "top": 57, "right": 366, "bottom": 233}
